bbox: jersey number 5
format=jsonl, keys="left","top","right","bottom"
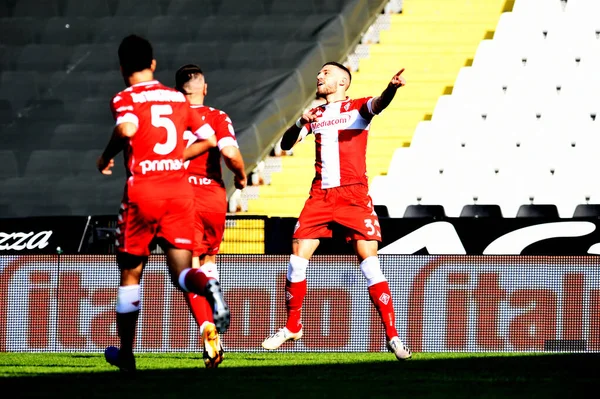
{"left": 151, "top": 104, "right": 177, "bottom": 155}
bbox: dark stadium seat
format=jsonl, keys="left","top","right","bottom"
{"left": 0, "top": 99, "right": 14, "bottom": 125}
{"left": 269, "top": 1, "right": 318, "bottom": 15}
{"left": 374, "top": 205, "right": 389, "bottom": 218}
{"left": 93, "top": 17, "right": 150, "bottom": 44}
{"left": 460, "top": 204, "right": 503, "bottom": 218}
{"left": 193, "top": 15, "right": 253, "bottom": 42}
{"left": 24, "top": 149, "right": 77, "bottom": 178}
{"left": 0, "top": 71, "right": 41, "bottom": 110}
{"left": 166, "top": 0, "right": 216, "bottom": 17}
{"left": 73, "top": 98, "right": 114, "bottom": 124}
{"left": 1, "top": 177, "right": 57, "bottom": 217}
{"left": 0, "top": 2, "right": 11, "bottom": 18}
{"left": 68, "top": 44, "right": 120, "bottom": 72}
{"left": 63, "top": 0, "right": 112, "bottom": 17}
{"left": 40, "top": 17, "right": 96, "bottom": 46}
{"left": 12, "top": 0, "right": 60, "bottom": 18}
{"left": 30, "top": 98, "right": 68, "bottom": 122}
{"left": 74, "top": 149, "right": 108, "bottom": 176}
{"left": 516, "top": 204, "right": 560, "bottom": 218}
{"left": 114, "top": 0, "right": 162, "bottom": 16}
{"left": 0, "top": 17, "right": 40, "bottom": 45}
{"left": 319, "top": 0, "right": 348, "bottom": 13}
{"left": 225, "top": 41, "right": 274, "bottom": 69}
{"left": 0, "top": 150, "right": 19, "bottom": 179}
{"left": 173, "top": 43, "right": 224, "bottom": 72}
{"left": 16, "top": 44, "right": 70, "bottom": 72}
{"left": 403, "top": 204, "right": 446, "bottom": 219}
{"left": 49, "top": 124, "right": 105, "bottom": 150}
{"left": 146, "top": 16, "right": 194, "bottom": 44}
{"left": 572, "top": 204, "right": 600, "bottom": 218}
{"left": 215, "top": 0, "right": 268, "bottom": 16}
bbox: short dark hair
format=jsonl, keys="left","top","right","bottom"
{"left": 323, "top": 61, "right": 352, "bottom": 86}
{"left": 175, "top": 64, "right": 204, "bottom": 93}
{"left": 118, "top": 35, "right": 153, "bottom": 76}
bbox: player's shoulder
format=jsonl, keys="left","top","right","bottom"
{"left": 349, "top": 96, "right": 373, "bottom": 107}
{"left": 206, "top": 106, "right": 232, "bottom": 123}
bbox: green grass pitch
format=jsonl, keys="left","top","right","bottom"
{"left": 0, "top": 352, "right": 598, "bottom": 398}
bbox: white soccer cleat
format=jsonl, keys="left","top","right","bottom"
{"left": 202, "top": 322, "right": 224, "bottom": 368}
{"left": 261, "top": 327, "right": 303, "bottom": 350}
{"left": 387, "top": 336, "right": 412, "bottom": 360}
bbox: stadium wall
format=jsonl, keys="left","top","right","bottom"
{"left": 1, "top": 254, "right": 598, "bottom": 353}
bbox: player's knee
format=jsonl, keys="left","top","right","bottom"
{"left": 116, "top": 285, "right": 141, "bottom": 313}
{"left": 360, "top": 256, "right": 387, "bottom": 287}
{"left": 287, "top": 255, "right": 308, "bottom": 282}
{"left": 117, "top": 252, "right": 147, "bottom": 270}
{"left": 200, "top": 262, "right": 220, "bottom": 280}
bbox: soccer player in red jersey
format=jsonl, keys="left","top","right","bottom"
{"left": 174, "top": 64, "right": 247, "bottom": 368}
{"left": 96, "top": 35, "right": 230, "bottom": 372}
{"left": 261, "top": 62, "right": 412, "bottom": 360}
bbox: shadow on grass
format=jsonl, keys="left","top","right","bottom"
{"left": 2, "top": 353, "right": 599, "bottom": 399}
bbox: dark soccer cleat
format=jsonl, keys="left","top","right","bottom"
{"left": 104, "top": 346, "right": 137, "bottom": 373}
{"left": 205, "top": 280, "right": 230, "bottom": 334}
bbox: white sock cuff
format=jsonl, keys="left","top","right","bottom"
{"left": 287, "top": 254, "right": 308, "bottom": 282}
{"left": 178, "top": 268, "right": 192, "bottom": 292}
{"left": 200, "top": 262, "right": 220, "bottom": 281}
{"left": 360, "top": 256, "right": 387, "bottom": 287}
{"left": 116, "top": 285, "right": 141, "bottom": 313}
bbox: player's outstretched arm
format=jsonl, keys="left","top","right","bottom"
{"left": 222, "top": 146, "right": 247, "bottom": 190}
{"left": 183, "top": 134, "right": 217, "bottom": 161}
{"left": 280, "top": 108, "right": 319, "bottom": 151}
{"left": 97, "top": 122, "right": 137, "bottom": 175}
{"left": 371, "top": 68, "right": 406, "bottom": 115}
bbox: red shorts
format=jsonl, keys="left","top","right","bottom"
{"left": 192, "top": 184, "right": 227, "bottom": 257}
{"left": 294, "top": 184, "right": 382, "bottom": 242}
{"left": 116, "top": 197, "right": 195, "bottom": 256}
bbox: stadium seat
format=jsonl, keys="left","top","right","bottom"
{"left": 12, "top": 0, "right": 60, "bottom": 18}
{"left": 0, "top": 17, "right": 40, "bottom": 45}
{"left": 172, "top": 42, "right": 224, "bottom": 72}
{"left": 146, "top": 16, "right": 194, "bottom": 43}
{"left": 192, "top": 15, "right": 251, "bottom": 42}
{"left": 166, "top": 0, "right": 216, "bottom": 17}
{"left": 15, "top": 44, "right": 70, "bottom": 72}
{"left": 63, "top": 0, "right": 112, "bottom": 17}
{"left": 72, "top": 98, "right": 113, "bottom": 124}
{"left": 23, "top": 149, "right": 77, "bottom": 178}
{"left": 0, "top": 150, "right": 19, "bottom": 179}
{"left": 114, "top": 0, "right": 162, "bottom": 16}
{"left": 40, "top": 17, "right": 96, "bottom": 46}
{"left": 516, "top": 204, "right": 560, "bottom": 218}
{"left": 0, "top": 99, "right": 13, "bottom": 125}
{"left": 403, "top": 204, "right": 446, "bottom": 219}
{"left": 50, "top": 124, "right": 104, "bottom": 150}
{"left": 572, "top": 204, "right": 600, "bottom": 218}
{"left": 460, "top": 204, "right": 503, "bottom": 218}
{"left": 68, "top": 44, "right": 120, "bottom": 72}
{"left": 269, "top": 1, "right": 318, "bottom": 14}
{"left": 215, "top": 0, "right": 268, "bottom": 15}
{"left": 0, "top": 71, "right": 41, "bottom": 110}
{"left": 93, "top": 17, "right": 150, "bottom": 44}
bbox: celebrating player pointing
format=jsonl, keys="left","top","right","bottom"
{"left": 261, "top": 62, "right": 411, "bottom": 360}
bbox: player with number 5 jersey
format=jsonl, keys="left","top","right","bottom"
{"left": 96, "top": 35, "right": 230, "bottom": 374}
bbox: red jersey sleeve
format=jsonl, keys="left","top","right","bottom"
{"left": 187, "top": 104, "right": 215, "bottom": 140}
{"left": 110, "top": 91, "right": 139, "bottom": 127}
{"left": 213, "top": 111, "right": 239, "bottom": 150}
{"left": 357, "top": 96, "right": 376, "bottom": 119}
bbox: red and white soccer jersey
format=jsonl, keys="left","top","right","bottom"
{"left": 300, "top": 97, "right": 376, "bottom": 189}
{"left": 110, "top": 80, "right": 212, "bottom": 255}
{"left": 185, "top": 105, "right": 239, "bottom": 256}
{"left": 293, "top": 97, "right": 382, "bottom": 242}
